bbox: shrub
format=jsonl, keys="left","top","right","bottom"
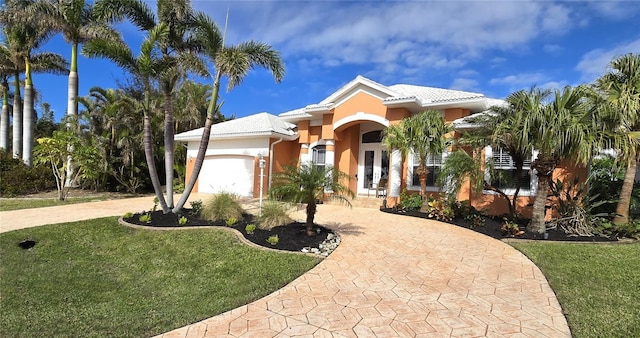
{"left": 201, "top": 192, "right": 244, "bottom": 222}
{"left": 189, "top": 200, "right": 203, "bottom": 216}
{"left": 398, "top": 190, "right": 422, "bottom": 211}
{"left": 465, "top": 214, "right": 485, "bottom": 228}
{"left": 596, "top": 219, "right": 640, "bottom": 239}
{"left": 123, "top": 212, "right": 133, "bottom": 218}
{"left": 258, "top": 201, "right": 292, "bottom": 230}
{"left": 139, "top": 213, "right": 151, "bottom": 224}
{"left": 0, "top": 149, "right": 55, "bottom": 196}
{"left": 266, "top": 234, "right": 279, "bottom": 245}
{"left": 226, "top": 217, "right": 237, "bottom": 226}
{"left": 245, "top": 224, "right": 256, "bottom": 234}
{"left": 178, "top": 216, "right": 188, "bottom": 226}
{"left": 501, "top": 219, "right": 524, "bottom": 237}
{"left": 426, "top": 198, "right": 454, "bottom": 221}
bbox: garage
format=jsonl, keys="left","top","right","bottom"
{"left": 198, "top": 156, "right": 255, "bottom": 197}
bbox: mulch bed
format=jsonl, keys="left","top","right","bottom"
{"left": 123, "top": 210, "right": 331, "bottom": 252}
{"left": 380, "top": 208, "right": 620, "bottom": 242}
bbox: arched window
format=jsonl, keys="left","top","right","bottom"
{"left": 362, "top": 130, "right": 383, "bottom": 143}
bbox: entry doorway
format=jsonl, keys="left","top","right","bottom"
{"left": 357, "top": 131, "right": 389, "bottom": 195}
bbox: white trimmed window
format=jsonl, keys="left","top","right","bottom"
{"left": 312, "top": 145, "right": 326, "bottom": 171}
{"left": 408, "top": 152, "right": 444, "bottom": 190}
{"left": 485, "top": 146, "right": 537, "bottom": 196}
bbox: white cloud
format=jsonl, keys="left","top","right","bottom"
{"left": 576, "top": 38, "right": 640, "bottom": 81}
{"left": 195, "top": 0, "right": 584, "bottom": 78}
{"left": 450, "top": 78, "right": 480, "bottom": 92}
{"left": 490, "top": 73, "right": 549, "bottom": 86}
{"left": 544, "top": 44, "right": 562, "bottom": 53}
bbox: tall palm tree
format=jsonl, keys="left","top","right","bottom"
{"left": 95, "top": 0, "right": 206, "bottom": 209}
{"left": 173, "top": 12, "right": 285, "bottom": 213}
{"left": 596, "top": 53, "right": 640, "bottom": 224}
{"left": 30, "top": 0, "right": 119, "bottom": 123}
{"left": 527, "top": 85, "right": 595, "bottom": 235}
{"left": 270, "top": 163, "right": 354, "bottom": 236}
{"left": 83, "top": 23, "right": 172, "bottom": 211}
{"left": 0, "top": 5, "right": 67, "bottom": 165}
{"left": 382, "top": 110, "right": 452, "bottom": 212}
{"left": 487, "top": 87, "right": 550, "bottom": 217}
{"left": 0, "top": 75, "right": 10, "bottom": 150}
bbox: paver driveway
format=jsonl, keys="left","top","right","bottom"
{"left": 157, "top": 204, "right": 571, "bottom": 338}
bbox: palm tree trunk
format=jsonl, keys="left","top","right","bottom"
{"left": 173, "top": 71, "right": 222, "bottom": 213}
{"left": 528, "top": 174, "right": 550, "bottom": 235}
{"left": 613, "top": 157, "right": 638, "bottom": 224}
{"left": 22, "top": 83, "right": 34, "bottom": 167}
{"left": 0, "top": 86, "right": 9, "bottom": 150}
{"left": 306, "top": 201, "right": 317, "bottom": 236}
{"left": 143, "top": 114, "right": 169, "bottom": 213}
{"left": 12, "top": 72, "right": 22, "bottom": 159}
{"left": 418, "top": 165, "right": 429, "bottom": 213}
{"left": 163, "top": 88, "right": 174, "bottom": 208}
{"left": 66, "top": 43, "right": 79, "bottom": 187}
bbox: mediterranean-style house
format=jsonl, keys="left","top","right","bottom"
{"left": 175, "top": 75, "right": 588, "bottom": 217}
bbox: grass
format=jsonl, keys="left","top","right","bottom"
{"left": 511, "top": 241, "right": 640, "bottom": 338}
{"left": 0, "top": 197, "right": 112, "bottom": 211}
{"left": 0, "top": 218, "right": 320, "bottom": 337}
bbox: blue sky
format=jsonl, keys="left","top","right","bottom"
{"left": 31, "top": 0, "right": 640, "bottom": 122}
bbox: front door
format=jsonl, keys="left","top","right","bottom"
{"left": 358, "top": 144, "right": 389, "bottom": 195}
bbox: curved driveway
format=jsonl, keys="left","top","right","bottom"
{"left": 158, "top": 204, "right": 570, "bottom": 338}
{"left": 0, "top": 198, "right": 570, "bottom": 337}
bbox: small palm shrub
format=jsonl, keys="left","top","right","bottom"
{"left": 201, "top": 192, "right": 244, "bottom": 222}
{"left": 258, "top": 201, "right": 292, "bottom": 230}
{"left": 189, "top": 200, "right": 203, "bottom": 216}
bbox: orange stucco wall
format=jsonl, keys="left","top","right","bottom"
{"left": 332, "top": 91, "right": 388, "bottom": 123}
{"left": 335, "top": 125, "right": 361, "bottom": 193}
{"left": 186, "top": 157, "right": 198, "bottom": 192}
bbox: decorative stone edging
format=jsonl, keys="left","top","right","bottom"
{"left": 118, "top": 217, "right": 338, "bottom": 258}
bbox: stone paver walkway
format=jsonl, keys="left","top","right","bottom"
{"left": 0, "top": 198, "right": 571, "bottom": 337}
{"left": 158, "top": 205, "right": 570, "bottom": 338}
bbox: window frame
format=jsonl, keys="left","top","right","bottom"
{"left": 483, "top": 146, "right": 538, "bottom": 196}
{"left": 407, "top": 151, "right": 446, "bottom": 192}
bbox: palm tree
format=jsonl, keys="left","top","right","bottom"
{"left": 596, "top": 53, "right": 640, "bottom": 224}
{"left": 0, "top": 7, "right": 67, "bottom": 165}
{"left": 0, "top": 75, "right": 10, "bottom": 150}
{"left": 83, "top": 23, "right": 172, "bottom": 211}
{"left": 270, "top": 163, "right": 354, "bottom": 236}
{"left": 172, "top": 12, "right": 285, "bottom": 213}
{"left": 527, "top": 85, "right": 595, "bottom": 235}
{"left": 95, "top": 0, "right": 206, "bottom": 209}
{"left": 487, "top": 88, "right": 550, "bottom": 217}
{"left": 382, "top": 110, "right": 453, "bottom": 212}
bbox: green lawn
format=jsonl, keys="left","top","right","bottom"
{"left": 512, "top": 241, "right": 640, "bottom": 338}
{"left": 0, "top": 197, "right": 113, "bottom": 211}
{"left": 0, "top": 218, "right": 320, "bottom": 337}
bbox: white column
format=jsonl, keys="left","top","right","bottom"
{"left": 390, "top": 149, "right": 402, "bottom": 197}
{"left": 325, "top": 140, "right": 335, "bottom": 167}
{"left": 300, "top": 144, "right": 310, "bottom": 164}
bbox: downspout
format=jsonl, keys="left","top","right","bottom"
{"left": 269, "top": 137, "right": 284, "bottom": 189}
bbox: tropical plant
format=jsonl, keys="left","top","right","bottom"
{"left": 527, "top": 85, "right": 595, "bottom": 235}
{"left": 95, "top": 0, "right": 209, "bottom": 210}
{"left": 382, "top": 110, "right": 453, "bottom": 212}
{"left": 0, "top": 4, "right": 68, "bottom": 165}
{"left": 257, "top": 201, "right": 292, "bottom": 230}
{"left": 397, "top": 190, "right": 422, "bottom": 211}
{"left": 269, "top": 163, "right": 354, "bottom": 236}
{"left": 83, "top": 23, "right": 172, "bottom": 211}
{"left": 595, "top": 53, "right": 640, "bottom": 224}
{"left": 200, "top": 192, "right": 244, "bottom": 222}
{"left": 266, "top": 234, "right": 279, "bottom": 246}
{"left": 245, "top": 224, "right": 256, "bottom": 235}
{"left": 174, "top": 12, "right": 285, "bottom": 213}
{"left": 33, "top": 129, "right": 99, "bottom": 200}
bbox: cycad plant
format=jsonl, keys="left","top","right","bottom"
{"left": 270, "top": 163, "right": 354, "bottom": 236}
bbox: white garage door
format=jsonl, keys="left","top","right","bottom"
{"left": 199, "top": 156, "right": 254, "bottom": 197}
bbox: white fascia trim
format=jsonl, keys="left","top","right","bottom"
{"left": 319, "top": 75, "right": 397, "bottom": 105}
{"left": 176, "top": 132, "right": 298, "bottom": 142}
{"left": 333, "top": 112, "right": 390, "bottom": 131}
{"left": 383, "top": 97, "right": 423, "bottom": 106}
